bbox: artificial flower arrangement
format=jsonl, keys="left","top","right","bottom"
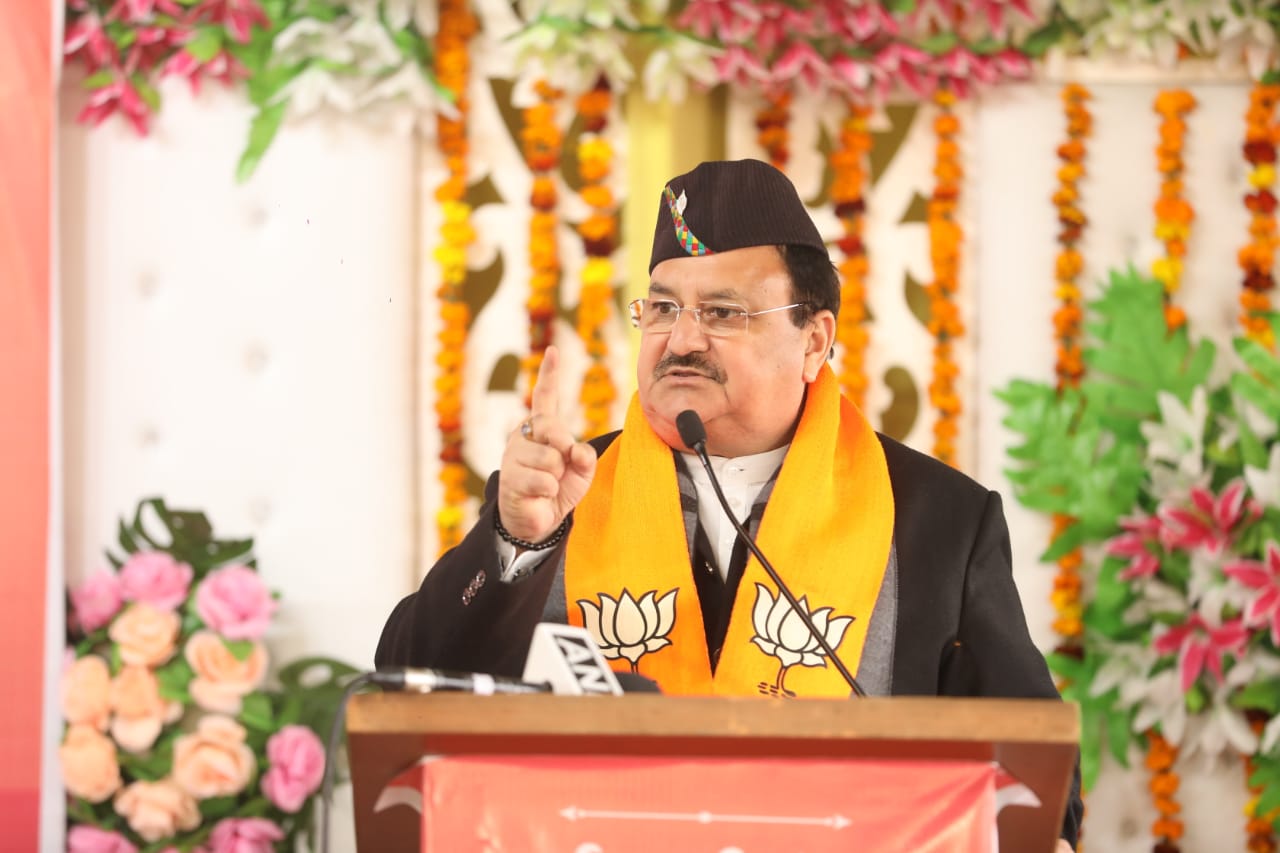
{"left": 999, "top": 269, "right": 1280, "bottom": 814}
{"left": 60, "top": 497, "right": 357, "bottom": 852}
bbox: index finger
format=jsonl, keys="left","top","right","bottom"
{"left": 530, "top": 344, "right": 560, "bottom": 420}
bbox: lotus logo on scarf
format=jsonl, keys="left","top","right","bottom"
{"left": 577, "top": 589, "right": 678, "bottom": 673}
{"left": 750, "top": 583, "right": 854, "bottom": 698}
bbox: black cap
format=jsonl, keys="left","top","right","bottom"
{"left": 648, "top": 159, "right": 828, "bottom": 273}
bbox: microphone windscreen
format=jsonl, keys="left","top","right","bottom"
{"left": 522, "top": 623, "right": 624, "bottom": 696}
{"left": 676, "top": 409, "right": 707, "bottom": 450}
{"left": 614, "top": 671, "right": 662, "bottom": 693}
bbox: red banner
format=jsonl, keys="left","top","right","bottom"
{"left": 0, "top": 0, "right": 54, "bottom": 847}
{"left": 410, "top": 755, "right": 996, "bottom": 852}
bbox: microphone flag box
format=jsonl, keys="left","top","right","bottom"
{"left": 523, "top": 623, "right": 623, "bottom": 696}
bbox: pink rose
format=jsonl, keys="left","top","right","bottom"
{"left": 195, "top": 565, "right": 276, "bottom": 640}
{"left": 172, "top": 715, "right": 256, "bottom": 799}
{"left": 119, "top": 552, "right": 193, "bottom": 611}
{"left": 185, "top": 630, "right": 268, "bottom": 714}
{"left": 109, "top": 603, "right": 180, "bottom": 667}
{"left": 260, "top": 725, "right": 325, "bottom": 812}
{"left": 67, "top": 825, "right": 138, "bottom": 853}
{"left": 207, "top": 817, "right": 284, "bottom": 853}
{"left": 60, "top": 724, "right": 122, "bottom": 803}
{"left": 62, "top": 654, "right": 111, "bottom": 731}
{"left": 113, "top": 779, "right": 200, "bottom": 843}
{"left": 71, "top": 569, "right": 123, "bottom": 633}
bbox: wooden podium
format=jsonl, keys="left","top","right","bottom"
{"left": 347, "top": 693, "right": 1078, "bottom": 853}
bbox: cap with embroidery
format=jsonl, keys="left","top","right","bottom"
{"left": 648, "top": 159, "right": 828, "bottom": 273}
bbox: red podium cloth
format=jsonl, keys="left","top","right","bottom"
{"left": 408, "top": 755, "right": 997, "bottom": 852}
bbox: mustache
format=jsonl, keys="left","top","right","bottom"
{"left": 654, "top": 353, "right": 726, "bottom": 384}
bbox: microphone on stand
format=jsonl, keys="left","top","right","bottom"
{"left": 368, "top": 667, "right": 550, "bottom": 695}
{"left": 675, "top": 409, "right": 867, "bottom": 698}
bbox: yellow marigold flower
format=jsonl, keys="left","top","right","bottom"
{"left": 582, "top": 257, "right": 613, "bottom": 286}
{"left": 1250, "top": 164, "right": 1276, "bottom": 188}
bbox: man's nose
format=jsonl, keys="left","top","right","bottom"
{"left": 666, "top": 307, "right": 710, "bottom": 354}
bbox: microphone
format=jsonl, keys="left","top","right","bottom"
{"left": 369, "top": 667, "right": 551, "bottom": 695}
{"left": 675, "top": 409, "right": 867, "bottom": 698}
{"left": 522, "top": 623, "right": 624, "bottom": 695}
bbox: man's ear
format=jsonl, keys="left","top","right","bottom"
{"left": 802, "top": 310, "right": 836, "bottom": 382}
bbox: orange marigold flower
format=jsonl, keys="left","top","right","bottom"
{"left": 1152, "top": 816, "right": 1185, "bottom": 841}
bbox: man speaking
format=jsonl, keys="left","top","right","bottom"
{"left": 376, "top": 159, "right": 1081, "bottom": 849}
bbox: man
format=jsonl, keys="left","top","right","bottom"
{"left": 377, "top": 159, "right": 1081, "bottom": 849}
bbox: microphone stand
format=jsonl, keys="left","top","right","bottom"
{"left": 677, "top": 410, "right": 867, "bottom": 698}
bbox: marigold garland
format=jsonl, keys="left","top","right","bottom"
{"left": 1151, "top": 89, "right": 1196, "bottom": 334}
{"left": 832, "top": 101, "right": 873, "bottom": 408}
{"left": 1240, "top": 81, "right": 1280, "bottom": 350}
{"left": 1049, "top": 84, "right": 1091, "bottom": 666}
{"left": 576, "top": 76, "right": 618, "bottom": 439}
{"left": 1246, "top": 714, "right": 1279, "bottom": 853}
{"left": 1145, "top": 729, "right": 1183, "bottom": 853}
{"left": 926, "top": 87, "right": 963, "bottom": 466}
{"left": 522, "top": 80, "right": 564, "bottom": 408}
{"left": 432, "top": 0, "right": 476, "bottom": 555}
{"left": 756, "top": 89, "right": 792, "bottom": 170}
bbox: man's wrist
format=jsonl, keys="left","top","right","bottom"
{"left": 494, "top": 510, "right": 569, "bottom": 552}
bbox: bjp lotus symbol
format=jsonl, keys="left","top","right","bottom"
{"left": 750, "top": 583, "right": 854, "bottom": 697}
{"left": 577, "top": 588, "right": 678, "bottom": 673}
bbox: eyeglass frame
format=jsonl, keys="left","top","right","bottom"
{"left": 627, "top": 298, "right": 810, "bottom": 337}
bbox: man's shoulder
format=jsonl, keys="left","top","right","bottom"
{"left": 874, "top": 431, "right": 990, "bottom": 501}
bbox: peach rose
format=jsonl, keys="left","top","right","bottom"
{"left": 185, "top": 631, "right": 268, "bottom": 714}
{"left": 113, "top": 779, "right": 200, "bottom": 843}
{"left": 62, "top": 654, "right": 111, "bottom": 731}
{"left": 109, "top": 602, "right": 180, "bottom": 667}
{"left": 60, "top": 724, "right": 122, "bottom": 803}
{"left": 110, "top": 665, "right": 181, "bottom": 753}
{"left": 172, "top": 715, "right": 255, "bottom": 799}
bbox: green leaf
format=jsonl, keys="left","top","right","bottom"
{"left": 134, "top": 77, "right": 161, "bottom": 112}
{"left": 1232, "top": 679, "right": 1280, "bottom": 714}
{"left": 186, "top": 26, "right": 224, "bottom": 63}
{"left": 238, "top": 691, "right": 275, "bottom": 732}
{"left": 236, "top": 101, "right": 288, "bottom": 183}
{"left": 1041, "top": 518, "right": 1085, "bottom": 562}
{"left": 918, "top": 32, "right": 959, "bottom": 55}
{"left": 198, "top": 795, "right": 239, "bottom": 820}
{"left": 156, "top": 657, "right": 195, "bottom": 702}
{"left": 1020, "top": 21, "right": 1063, "bottom": 57}
{"left": 82, "top": 70, "right": 115, "bottom": 90}
{"left": 1105, "top": 705, "right": 1134, "bottom": 765}
{"left": 225, "top": 639, "right": 256, "bottom": 661}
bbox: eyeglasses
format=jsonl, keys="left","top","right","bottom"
{"left": 627, "top": 298, "right": 808, "bottom": 337}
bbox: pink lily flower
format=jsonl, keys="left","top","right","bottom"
{"left": 874, "top": 43, "right": 935, "bottom": 99}
{"left": 829, "top": 53, "right": 889, "bottom": 99}
{"left": 77, "top": 76, "right": 151, "bottom": 135}
{"left": 752, "top": 3, "right": 795, "bottom": 56}
{"left": 975, "top": 0, "right": 1036, "bottom": 37}
{"left": 1153, "top": 613, "right": 1250, "bottom": 693}
{"left": 1105, "top": 512, "right": 1163, "bottom": 581}
{"left": 108, "top": 0, "right": 183, "bottom": 23}
{"left": 1225, "top": 542, "right": 1280, "bottom": 645}
{"left": 772, "top": 40, "right": 830, "bottom": 91}
{"left": 64, "top": 13, "right": 118, "bottom": 69}
{"left": 989, "top": 48, "right": 1032, "bottom": 80}
{"left": 187, "top": 0, "right": 269, "bottom": 44}
{"left": 162, "top": 47, "right": 248, "bottom": 94}
{"left": 677, "top": 0, "right": 760, "bottom": 43}
{"left": 122, "top": 25, "right": 178, "bottom": 75}
{"left": 714, "top": 45, "right": 771, "bottom": 87}
{"left": 1159, "top": 478, "right": 1261, "bottom": 556}
{"left": 823, "top": 1, "right": 898, "bottom": 43}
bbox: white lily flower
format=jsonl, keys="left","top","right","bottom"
{"left": 358, "top": 64, "right": 459, "bottom": 121}
{"left": 1246, "top": 444, "right": 1280, "bottom": 512}
{"left": 1131, "top": 668, "right": 1188, "bottom": 746}
{"left": 542, "top": 0, "right": 636, "bottom": 29}
{"left": 1142, "top": 387, "right": 1207, "bottom": 483}
{"left": 1123, "top": 578, "right": 1187, "bottom": 627}
{"left": 277, "top": 66, "right": 362, "bottom": 116}
{"left": 345, "top": 17, "right": 403, "bottom": 70}
{"left": 274, "top": 19, "right": 357, "bottom": 65}
{"left": 641, "top": 36, "right": 721, "bottom": 103}
{"left": 1091, "top": 642, "right": 1155, "bottom": 699}
{"left": 381, "top": 0, "right": 415, "bottom": 31}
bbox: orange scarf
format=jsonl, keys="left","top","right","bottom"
{"left": 565, "top": 364, "right": 894, "bottom": 698}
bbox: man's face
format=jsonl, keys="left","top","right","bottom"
{"left": 637, "top": 245, "right": 834, "bottom": 458}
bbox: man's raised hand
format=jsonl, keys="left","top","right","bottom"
{"left": 497, "top": 346, "right": 598, "bottom": 546}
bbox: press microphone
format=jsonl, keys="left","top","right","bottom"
{"left": 523, "top": 623, "right": 625, "bottom": 695}
{"left": 369, "top": 667, "right": 551, "bottom": 695}
{"left": 675, "top": 409, "right": 867, "bottom": 698}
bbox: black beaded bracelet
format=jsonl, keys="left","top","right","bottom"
{"left": 494, "top": 510, "right": 570, "bottom": 551}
